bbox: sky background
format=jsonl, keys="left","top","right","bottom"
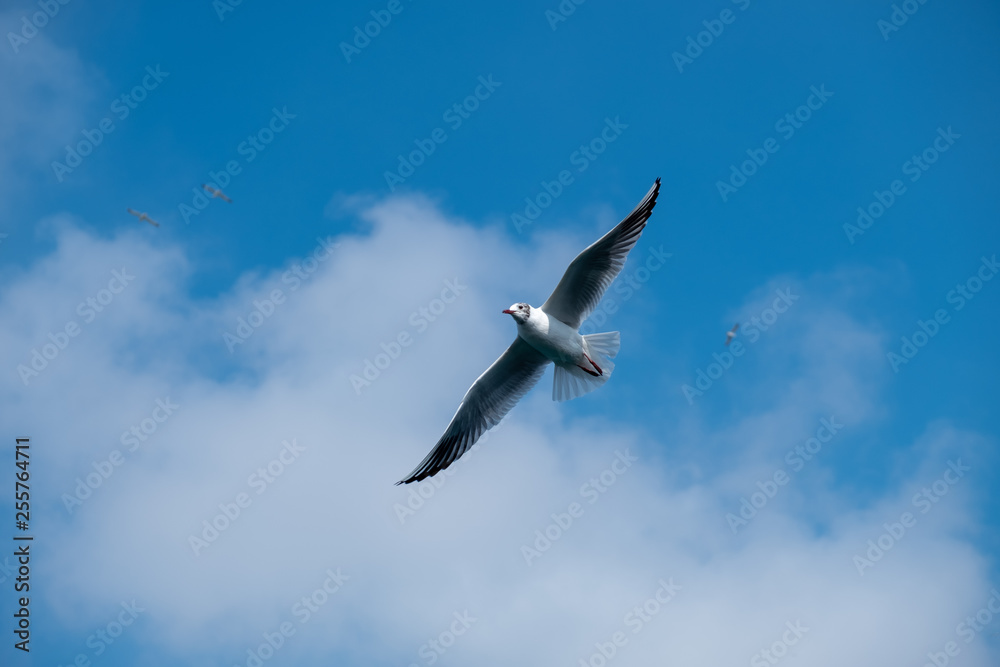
{"left": 1, "top": 0, "right": 999, "bottom": 665}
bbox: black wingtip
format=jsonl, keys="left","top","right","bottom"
{"left": 637, "top": 178, "right": 661, "bottom": 216}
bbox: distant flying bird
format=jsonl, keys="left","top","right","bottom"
{"left": 397, "top": 178, "right": 661, "bottom": 485}
{"left": 127, "top": 208, "right": 159, "bottom": 227}
{"left": 202, "top": 184, "right": 232, "bottom": 203}
{"left": 725, "top": 323, "right": 739, "bottom": 346}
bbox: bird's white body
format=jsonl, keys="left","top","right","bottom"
{"left": 516, "top": 307, "right": 584, "bottom": 365}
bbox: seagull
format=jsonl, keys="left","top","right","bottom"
{"left": 127, "top": 208, "right": 159, "bottom": 227}
{"left": 725, "top": 323, "right": 739, "bottom": 346}
{"left": 397, "top": 178, "right": 661, "bottom": 484}
{"left": 202, "top": 184, "right": 233, "bottom": 203}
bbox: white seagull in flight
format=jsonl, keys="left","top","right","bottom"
{"left": 397, "top": 178, "right": 661, "bottom": 484}
{"left": 725, "top": 323, "right": 739, "bottom": 346}
{"left": 126, "top": 208, "right": 159, "bottom": 227}
{"left": 202, "top": 184, "right": 233, "bottom": 203}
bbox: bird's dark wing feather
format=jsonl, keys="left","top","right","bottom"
{"left": 396, "top": 337, "right": 550, "bottom": 484}
{"left": 541, "top": 178, "right": 660, "bottom": 329}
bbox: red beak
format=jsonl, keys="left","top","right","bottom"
{"left": 502, "top": 309, "right": 514, "bottom": 314}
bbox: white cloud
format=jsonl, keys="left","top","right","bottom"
{"left": 1, "top": 194, "right": 996, "bottom": 665}
{"left": 0, "top": 14, "right": 99, "bottom": 210}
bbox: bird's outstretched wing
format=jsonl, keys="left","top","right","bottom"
{"left": 541, "top": 178, "right": 660, "bottom": 329}
{"left": 397, "top": 337, "right": 550, "bottom": 484}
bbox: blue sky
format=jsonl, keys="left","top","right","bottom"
{"left": 1, "top": 1, "right": 999, "bottom": 665}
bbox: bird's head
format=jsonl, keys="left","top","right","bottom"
{"left": 502, "top": 302, "right": 531, "bottom": 324}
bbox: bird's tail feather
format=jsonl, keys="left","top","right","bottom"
{"left": 552, "top": 331, "right": 620, "bottom": 402}
{"left": 584, "top": 330, "right": 621, "bottom": 361}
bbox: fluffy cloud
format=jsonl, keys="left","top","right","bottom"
{"left": 2, "top": 195, "right": 996, "bottom": 666}
{"left": 0, "top": 12, "right": 98, "bottom": 210}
